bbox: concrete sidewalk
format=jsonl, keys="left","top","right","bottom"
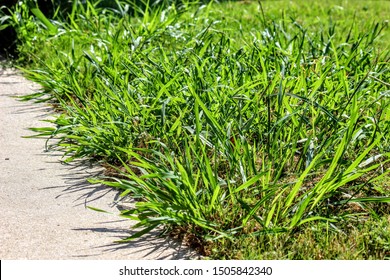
{"left": 0, "top": 68, "right": 194, "bottom": 259}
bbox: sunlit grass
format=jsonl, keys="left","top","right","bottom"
{"left": 3, "top": 0, "right": 389, "bottom": 259}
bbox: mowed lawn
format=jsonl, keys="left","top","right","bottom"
{"left": 3, "top": 0, "right": 390, "bottom": 259}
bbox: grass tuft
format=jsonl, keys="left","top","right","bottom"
{"left": 3, "top": 0, "right": 389, "bottom": 259}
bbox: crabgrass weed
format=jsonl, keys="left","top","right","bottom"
{"left": 2, "top": 0, "right": 389, "bottom": 259}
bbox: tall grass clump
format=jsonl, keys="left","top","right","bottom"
{"left": 5, "top": 0, "right": 390, "bottom": 258}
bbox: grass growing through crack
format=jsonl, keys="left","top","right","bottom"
{"left": 3, "top": 0, "right": 390, "bottom": 259}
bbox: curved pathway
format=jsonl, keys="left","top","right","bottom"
{"left": 0, "top": 67, "right": 194, "bottom": 259}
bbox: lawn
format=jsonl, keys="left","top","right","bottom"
{"left": 2, "top": 0, "right": 389, "bottom": 259}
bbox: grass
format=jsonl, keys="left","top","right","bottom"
{"left": 2, "top": 0, "right": 389, "bottom": 259}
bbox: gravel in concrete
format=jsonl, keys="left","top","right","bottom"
{"left": 0, "top": 68, "right": 195, "bottom": 260}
